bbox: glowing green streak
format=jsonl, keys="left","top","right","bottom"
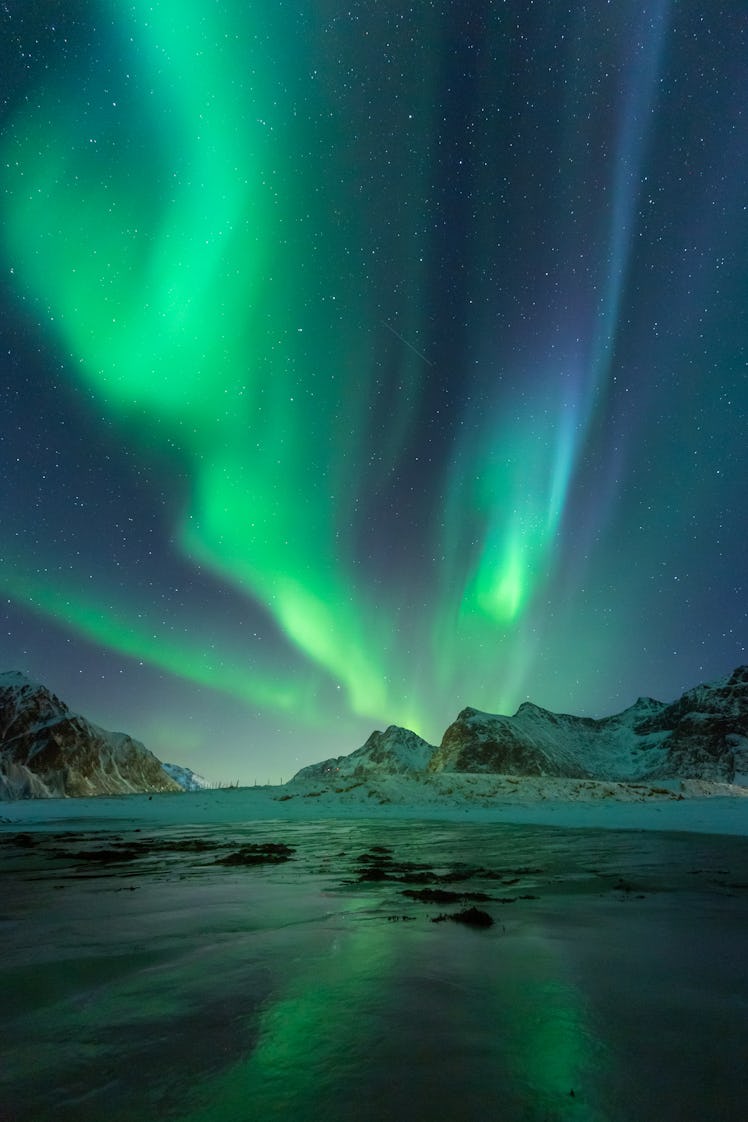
{"left": 472, "top": 530, "right": 526, "bottom": 623}
{"left": 436, "top": 7, "right": 671, "bottom": 713}
{"left": 0, "top": 564, "right": 310, "bottom": 716}
{"left": 1, "top": 0, "right": 397, "bottom": 725}
{"left": 454, "top": 404, "right": 566, "bottom": 630}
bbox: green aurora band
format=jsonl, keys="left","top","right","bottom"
{"left": 2, "top": 1, "right": 406, "bottom": 725}
{"left": 0, "top": 1, "right": 668, "bottom": 737}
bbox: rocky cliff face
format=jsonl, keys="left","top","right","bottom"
{"left": 0, "top": 672, "right": 182, "bottom": 799}
{"left": 431, "top": 667, "right": 748, "bottom": 782}
{"left": 293, "top": 725, "right": 437, "bottom": 783}
{"left": 431, "top": 704, "right": 600, "bottom": 778}
{"left": 629, "top": 665, "right": 748, "bottom": 779}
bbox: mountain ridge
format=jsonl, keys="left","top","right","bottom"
{"left": 293, "top": 666, "right": 748, "bottom": 785}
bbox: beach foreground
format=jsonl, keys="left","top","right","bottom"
{"left": 3, "top": 791, "right": 748, "bottom": 1121}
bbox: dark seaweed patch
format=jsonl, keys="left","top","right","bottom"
{"left": 432, "top": 907, "right": 494, "bottom": 928}
{"left": 215, "top": 843, "right": 295, "bottom": 866}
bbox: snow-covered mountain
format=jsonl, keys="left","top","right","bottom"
{"left": 430, "top": 697, "right": 667, "bottom": 780}
{"left": 162, "top": 762, "right": 213, "bottom": 791}
{"left": 0, "top": 671, "right": 182, "bottom": 799}
{"left": 293, "top": 667, "right": 748, "bottom": 785}
{"left": 432, "top": 666, "right": 748, "bottom": 782}
{"left": 293, "top": 725, "right": 438, "bottom": 783}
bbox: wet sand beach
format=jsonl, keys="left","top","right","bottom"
{"left": 2, "top": 804, "right": 748, "bottom": 1121}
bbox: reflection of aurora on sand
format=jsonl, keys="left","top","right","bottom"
{"left": 175, "top": 923, "right": 603, "bottom": 1122}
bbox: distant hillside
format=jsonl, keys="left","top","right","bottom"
{"left": 162, "top": 762, "right": 212, "bottom": 791}
{"left": 0, "top": 672, "right": 182, "bottom": 799}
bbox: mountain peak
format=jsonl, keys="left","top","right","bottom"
{"left": 515, "top": 700, "right": 553, "bottom": 718}
{"left": 0, "top": 674, "right": 182, "bottom": 799}
{"left": 292, "top": 724, "right": 437, "bottom": 783}
{"left": 0, "top": 670, "right": 47, "bottom": 692}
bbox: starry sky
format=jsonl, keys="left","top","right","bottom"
{"left": 1, "top": 1, "right": 746, "bottom": 783}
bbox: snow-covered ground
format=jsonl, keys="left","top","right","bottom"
{"left": 2, "top": 772, "right": 748, "bottom": 835}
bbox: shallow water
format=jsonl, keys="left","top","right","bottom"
{"left": 2, "top": 819, "right": 747, "bottom": 1121}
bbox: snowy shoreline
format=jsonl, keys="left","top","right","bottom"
{"left": 2, "top": 773, "right": 748, "bottom": 836}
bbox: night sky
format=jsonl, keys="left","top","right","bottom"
{"left": 1, "top": 1, "right": 746, "bottom": 783}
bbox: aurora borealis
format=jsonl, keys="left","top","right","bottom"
{"left": 1, "top": 1, "right": 746, "bottom": 781}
